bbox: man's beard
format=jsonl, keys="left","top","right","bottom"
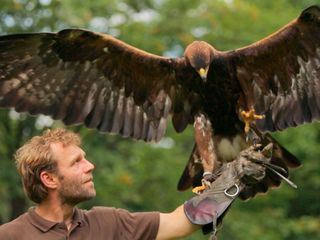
{"left": 58, "top": 174, "right": 96, "bottom": 205}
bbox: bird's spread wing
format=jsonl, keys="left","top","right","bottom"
{"left": 0, "top": 29, "right": 194, "bottom": 141}
{"left": 229, "top": 5, "right": 320, "bottom": 132}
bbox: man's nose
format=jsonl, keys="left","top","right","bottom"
{"left": 84, "top": 159, "right": 95, "bottom": 172}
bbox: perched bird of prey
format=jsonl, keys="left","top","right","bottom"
{"left": 1, "top": 5, "right": 319, "bottom": 199}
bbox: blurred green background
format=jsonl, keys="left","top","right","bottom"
{"left": 0, "top": 0, "right": 319, "bottom": 239}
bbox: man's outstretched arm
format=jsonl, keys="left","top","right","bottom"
{"left": 157, "top": 205, "right": 200, "bottom": 240}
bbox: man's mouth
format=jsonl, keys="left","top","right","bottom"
{"left": 84, "top": 177, "right": 93, "bottom": 183}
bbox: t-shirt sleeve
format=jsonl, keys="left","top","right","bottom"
{"left": 90, "top": 207, "right": 160, "bottom": 240}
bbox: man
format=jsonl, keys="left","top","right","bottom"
{"left": 0, "top": 128, "right": 200, "bottom": 240}
{"left": 0, "top": 128, "right": 271, "bottom": 239}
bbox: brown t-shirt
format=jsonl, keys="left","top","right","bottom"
{"left": 0, "top": 207, "right": 160, "bottom": 240}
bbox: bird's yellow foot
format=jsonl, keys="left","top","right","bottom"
{"left": 241, "top": 108, "right": 265, "bottom": 134}
{"left": 192, "top": 185, "right": 207, "bottom": 195}
{"left": 192, "top": 172, "right": 214, "bottom": 194}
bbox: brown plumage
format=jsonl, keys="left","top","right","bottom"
{"left": 1, "top": 5, "right": 320, "bottom": 199}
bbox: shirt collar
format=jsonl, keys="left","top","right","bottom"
{"left": 72, "top": 207, "right": 85, "bottom": 227}
{"left": 27, "top": 207, "right": 85, "bottom": 232}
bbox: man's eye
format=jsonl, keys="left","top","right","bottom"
{"left": 73, "top": 159, "right": 80, "bottom": 165}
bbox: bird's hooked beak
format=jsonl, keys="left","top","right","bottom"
{"left": 198, "top": 68, "right": 208, "bottom": 82}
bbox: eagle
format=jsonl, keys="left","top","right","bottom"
{"left": 1, "top": 5, "right": 319, "bottom": 199}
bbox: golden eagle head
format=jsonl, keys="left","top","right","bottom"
{"left": 184, "top": 41, "right": 215, "bottom": 82}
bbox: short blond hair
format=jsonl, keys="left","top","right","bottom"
{"left": 15, "top": 128, "right": 81, "bottom": 203}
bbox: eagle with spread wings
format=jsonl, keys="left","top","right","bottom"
{"left": 1, "top": 5, "right": 319, "bottom": 199}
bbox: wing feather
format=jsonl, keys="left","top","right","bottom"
{"left": 0, "top": 29, "right": 195, "bottom": 141}
{"left": 229, "top": 5, "right": 320, "bottom": 132}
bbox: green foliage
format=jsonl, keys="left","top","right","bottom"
{"left": 0, "top": 0, "right": 320, "bottom": 239}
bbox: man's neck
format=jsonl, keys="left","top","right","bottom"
{"left": 35, "top": 197, "right": 75, "bottom": 228}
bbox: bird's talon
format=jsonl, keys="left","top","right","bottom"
{"left": 192, "top": 185, "right": 207, "bottom": 194}
{"left": 241, "top": 108, "right": 265, "bottom": 134}
{"left": 192, "top": 177, "right": 212, "bottom": 194}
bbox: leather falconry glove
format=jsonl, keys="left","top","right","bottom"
{"left": 183, "top": 143, "right": 277, "bottom": 240}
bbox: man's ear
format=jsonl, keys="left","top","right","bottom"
{"left": 40, "top": 171, "right": 58, "bottom": 190}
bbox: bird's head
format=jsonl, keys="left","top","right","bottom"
{"left": 184, "top": 41, "right": 215, "bottom": 82}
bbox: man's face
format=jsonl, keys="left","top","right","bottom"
{"left": 50, "top": 142, "right": 96, "bottom": 205}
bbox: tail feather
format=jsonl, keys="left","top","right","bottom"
{"left": 264, "top": 133, "right": 301, "bottom": 168}
{"left": 177, "top": 144, "right": 203, "bottom": 191}
{"left": 239, "top": 132, "right": 301, "bottom": 200}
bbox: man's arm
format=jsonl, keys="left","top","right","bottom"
{"left": 156, "top": 205, "right": 200, "bottom": 240}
